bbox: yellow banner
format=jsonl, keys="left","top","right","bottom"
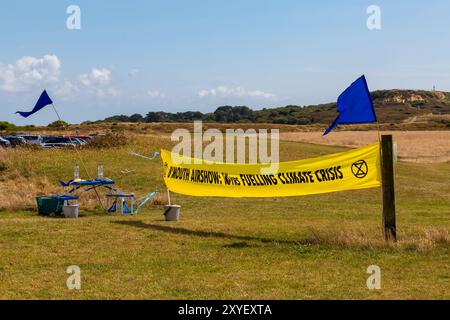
{"left": 161, "top": 143, "right": 381, "bottom": 198}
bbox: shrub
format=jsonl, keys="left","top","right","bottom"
{"left": 0, "top": 121, "right": 17, "bottom": 131}
{"left": 432, "top": 118, "right": 450, "bottom": 127}
{"left": 0, "top": 161, "right": 7, "bottom": 173}
{"left": 86, "top": 133, "right": 128, "bottom": 149}
{"left": 48, "top": 120, "right": 68, "bottom": 128}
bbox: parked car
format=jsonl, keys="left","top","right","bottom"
{"left": 70, "top": 137, "right": 88, "bottom": 146}
{"left": 16, "top": 134, "right": 43, "bottom": 145}
{"left": 2, "top": 135, "right": 26, "bottom": 147}
{"left": 40, "top": 136, "right": 84, "bottom": 149}
{"left": 63, "top": 135, "right": 94, "bottom": 143}
{"left": 0, "top": 136, "right": 11, "bottom": 148}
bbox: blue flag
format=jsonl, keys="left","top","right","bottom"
{"left": 323, "top": 75, "right": 377, "bottom": 135}
{"left": 16, "top": 90, "right": 53, "bottom": 118}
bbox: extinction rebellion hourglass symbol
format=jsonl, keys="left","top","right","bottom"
{"left": 351, "top": 160, "right": 368, "bottom": 178}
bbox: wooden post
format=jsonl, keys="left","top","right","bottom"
{"left": 381, "top": 135, "right": 397, "bottom": 241}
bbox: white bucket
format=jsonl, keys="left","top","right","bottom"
{"left": 63, "top": 205, "right": 79, "bottom": 218}
{"left": 164, "top": 205, "right": 180, "bottom": 221}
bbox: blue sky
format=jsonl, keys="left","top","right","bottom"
{"left": 1, "top": 0, "right": 449, "bottom": 125}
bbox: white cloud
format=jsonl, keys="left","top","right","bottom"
{"left": 198, "top": 85, "right": 276, "bottom": 99}
{"left": 78, "top": 67, "right": 118, "bottom": 97}
{"left": 97, "top": 87, "right": 119, "bottom": 97}
{"left": 147, "top": 90, "right": 165, "bottom": 98}
{"left": 54, "top": 80, "right": 79, "bottom": 99}
{"left": 247, "top": 90, "right": 276, "bottom": 99}
{"left": 0, "top": 54, "right": 61, "bottom": 92}
{"left": 79, "top": 68, "right": 111, "bottom": 87}
{"left": 129, "top": 68, "right": 140, "bottom": 78}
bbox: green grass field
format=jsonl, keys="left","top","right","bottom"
{"left": 0, "top": 132, "right": 449, "bottom": 299}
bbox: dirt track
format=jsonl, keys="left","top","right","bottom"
{"left": 280, "top": 131, "right": 450, "bottom": 163}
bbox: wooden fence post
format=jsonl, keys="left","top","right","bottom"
{"left": 381, "top": 135, "right": 397, "bottom": 241}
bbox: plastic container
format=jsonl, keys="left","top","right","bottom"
{"left": 36, "top": 196, "right": 63, "bottom": 216}
{"left": 164, "top": 205, "right": 181, "bottom": 221}
{"left": 63, "top": 205, "right": 79, "bottom": 218}
{"left": 74, "top": 162, "right": 79, "bottom": 180}
{"left": 98, "top": 164, "right": 103, "bottom": 178}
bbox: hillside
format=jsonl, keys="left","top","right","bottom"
{"left": 266, "top": 89, "right": 450, "bottom": 125}
{"left": 371, "top": 90, "right": 450, "bottom": 122}
{"left": 97, "top": 90, "right": 450, "bottom": 128}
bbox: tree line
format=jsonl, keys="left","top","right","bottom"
{"left": 99, "top": 104, "right": 338, "bottom": 125}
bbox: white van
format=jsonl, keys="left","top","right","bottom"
{"left": 17, "top": 134, "right": 43, "bottom": 145}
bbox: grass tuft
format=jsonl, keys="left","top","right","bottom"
{"left": 302, "top": 227, "right": 450, "bottom": 251}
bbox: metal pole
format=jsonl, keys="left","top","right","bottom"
{"left": 51, "top": 103, "right": 105, "bottom": 210}
{"left": 167, "top": 189, "right": 171, "bottom": 206}
{"left": 376, "top": 119, "right": 382, "bottom": 143}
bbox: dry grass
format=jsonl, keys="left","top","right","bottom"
{"left": 0, "top": 175, "right": 100, "bottom": 211}
{"left": 85, "top": 132, "right": 129, "bottom": 149}
{"left": 303, "top": 227, "right": 449, "bottom": 252}
{"left": 0, "top": 148, "right": 59, "bottom": 210}
{"left": 0, "top": 176, "right": 59, "bottom": 211}
{"left": 280, "top": 130, "right": 450, "bottom": 163}
{"left": 151, "top": 192, "right": 169, "bottom": 206}
{"left": 0, "top": 131, "right": 173, "bottom": 212}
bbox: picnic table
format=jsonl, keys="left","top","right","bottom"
{"left": 60, "top": 178, "right": 117, "bottom": 195}
{"left": 106, "top": 193, "right": 135, "bottom": 214}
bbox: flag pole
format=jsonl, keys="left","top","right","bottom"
{"left": 50, "top": 103, "right": 105, "bottom": 210}
{"left": 167, "top": 189, "right": 171, "bottom": 206}
{"left": 376, "top": 119, "right": 382, "bottom": 143}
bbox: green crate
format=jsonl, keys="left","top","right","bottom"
{"left": 36, "top": 196, "right": 63, "bottom": 216}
